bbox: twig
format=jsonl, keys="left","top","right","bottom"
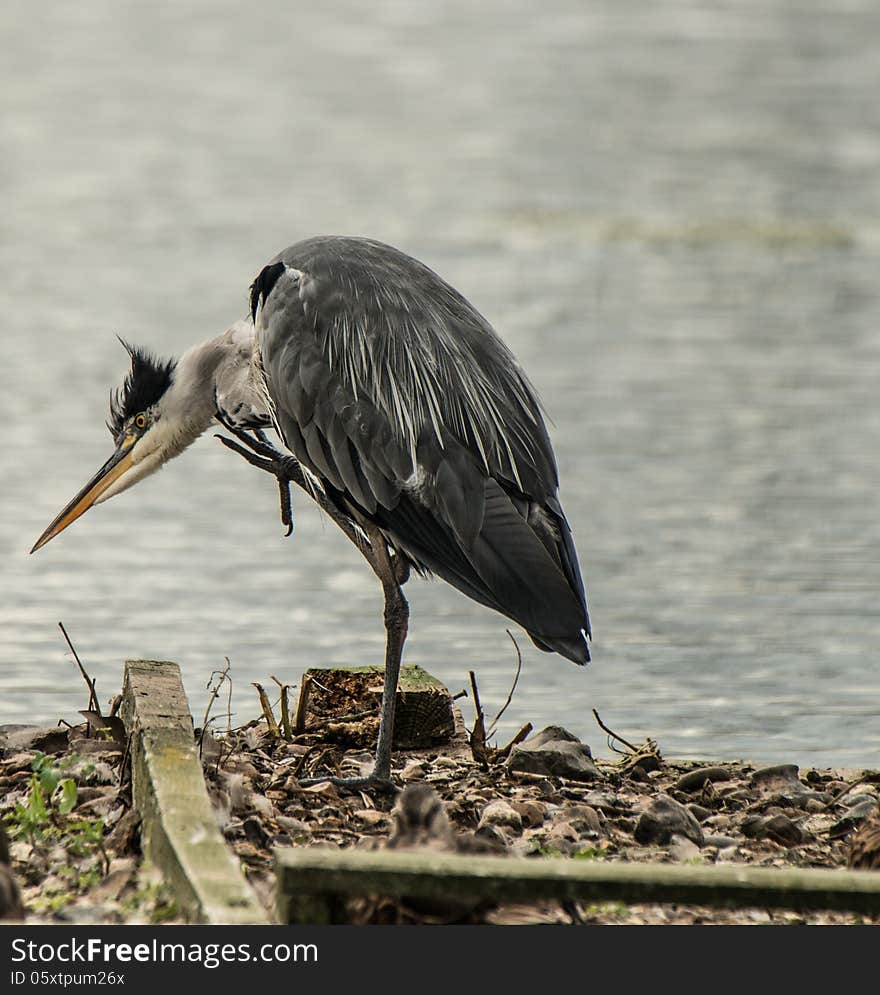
{"left": 821, "top": 773, "right": 877, "bottom": 812}
{"left": 468, "top": 671, "right": 488, "bottom": 766}
{"left": 486, "top": 631, "right": 523, "bottom": 737}
{"left": 199, "top": 658, "right": 233, "bottom": 751}
{"left": 293, "top": 675, "right": 313, "bottom": 733}
{"left": 252, "top": 682, "right": 280, "bottom": 737}
{"left": 272, "top": 675, "right": 292, "bottom": 741}
{"left": 493, "top": 722, "right": 533, "bottom": 762}
{"left": 592, "top": 708, "right": 640, "bottom": 755}
{"left": 58, "top": 622, "right": 100, "bottom": 716}
{"left": 292, "top": 744, "right": 319, "bottom": 779}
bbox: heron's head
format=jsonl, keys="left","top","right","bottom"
{"left": 31, "top": 342, "right": 193, "bottom": 553}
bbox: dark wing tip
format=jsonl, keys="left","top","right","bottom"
{"left": 249, "top": 261, "right": 287, "bottom": 323}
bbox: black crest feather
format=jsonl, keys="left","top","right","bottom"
{"left": 249, "top": 261, "right": 286, "bottom": 322}
{"left": 108, "top": 341, "right": 176, "bottom": 439}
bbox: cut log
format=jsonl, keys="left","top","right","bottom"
{"left": 296, "top": 664, "right": 456, "bottom": 749}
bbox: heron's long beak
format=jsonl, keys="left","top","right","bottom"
{"left": 30, "top": 433, "right": 139, "bottom": 553}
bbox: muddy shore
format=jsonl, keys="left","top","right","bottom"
{"left": 2, "top": 689, "right": 878, "bottom": 926}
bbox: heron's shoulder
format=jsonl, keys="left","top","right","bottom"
{"left": 270, "top": 236, "right": 477, "bottom": 322}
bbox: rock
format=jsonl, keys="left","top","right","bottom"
{"left": 276, "top": 816, "right": 311, "bottom": 838}
{"left": 475, "top": 824, "right": 510, "bottom": 850}
{"left": 506, "top": 726, "right": 599, "bottom": 782}
{"left": 0, "top": 725, "right": 69, "bottom": 755}
{"left": 90, "top": 859, "right": 137, "bottom": 903}
{"left": 68, "top": 759, "right": 117, "bottom": 786}
{"left": 634, "top": 795, "right": 704, "bottom": 847}
{"left": 400, "top": 760, "right": 426, "bottom": 782}
{"left": 687, "top": 804, "right": 712, "bottom": 823}
{"left": 243, "top": 815, "right": 271, "bottom": 849}
{"left": 829, "top": 797, "right": 878, "bottom": 839}
{"left": 751, "top": 764, "right": 800, "bottom": 793}
{"left": 478, "top": 800, "right": 523, "bottom": 833}
{"left": 716, "top": 845, "right": 740, "bottom": 863}
{"left": 702, "top": 834, "right": 740, "bottom": 849}
{"left": 74, "top": 792, "right": 117, "bottom": 818}
{"left": 669, "top": 834, "right": 702, "bottom": 862}
{"left": 703, "top": 813, "right": 733, "bottom": 831}
{"left": 544, "top": 821, "right": 581, "bottom": 854}
{"left": 582, "top": 791, "right": 625, "bottom": 813}
{"left": 353, "top": 809, "right": 391, "bottom": 827}
{"left": 741, "top": 813, "right": 804, "bottom": 847}
{"left": 250, "top": 794, "right": 275, "bottom": 820}
{"left": 563, "top": 804, "right": 601, "bottom": 834}
{"left": 674, "top": 766, "right": 733, "bottom": 793}
{"left": 105, "top": 808, "right": 141, "bottom": 855}
{"left": 511, "top": 800, "right": 546, "bottom": 828}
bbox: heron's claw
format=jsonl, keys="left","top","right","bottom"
{"left": 214, "top": 416, "right": 301, "bottom": 536}
{"left": 279, "top": 477, "right": 294, "bottom": 537}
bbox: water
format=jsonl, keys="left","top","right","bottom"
{"left": 2, "top": 0, "right": 879, "bottom": 767}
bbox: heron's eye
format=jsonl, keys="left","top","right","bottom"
{"left": 135, "top": 413, "right": 148, "bottom": 430}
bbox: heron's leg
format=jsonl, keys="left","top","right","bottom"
{"left": 217, "top": 424, "right": 408, "bottom": 792}
{"left": 368, "top": 534, "right": 409, "bottom": 783}
{"left": 299, "top": 531, "right": 408, "bottom": 794}
{"left": 215, "top": 425, "right": 371, "bottom": 554}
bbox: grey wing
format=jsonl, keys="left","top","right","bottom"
{"left": 254, "top": 238, "right": 591, "bottom": 663}
{"left": 213, "top": 319, "right": 273, "bottom": 430}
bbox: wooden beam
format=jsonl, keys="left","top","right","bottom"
{"left": 121, "top": 660, "right": 268, "bottom": 924}
{"left": 275, "top": 847, "right": 880, "bottom": 923}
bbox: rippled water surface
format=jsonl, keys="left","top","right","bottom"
{"left": 3, "top": 1, "right": 879, "bottom": 766}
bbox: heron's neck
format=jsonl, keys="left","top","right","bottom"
{"left": 161, "top": 319, "right": 264, "bottom": 456}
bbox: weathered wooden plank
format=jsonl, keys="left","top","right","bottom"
{"left": 275, "top": 847, "right": 880, "bottom": 923}
{"left": 121, "top": 660, "right": 268, "bottom": 924}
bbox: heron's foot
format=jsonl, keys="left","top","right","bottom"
{"left": 298, "top": 773, "right": 399, "bottom": 796}
{"left": 215, "top": 422, "right": 298, "bottom": 536}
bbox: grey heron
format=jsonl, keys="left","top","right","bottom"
{"left": 31, "top": 236, "right": 591, "bottom": 792}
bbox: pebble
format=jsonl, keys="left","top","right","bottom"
{"left": 674, "top": 767, "right": 733, "bottom": 793}
{"left": 634, "top": 794, "right": 704, "bottom": 847}
{"left": 478, "top": 800, "right": 523, "bottom": 833}
{"left": 741, "top": 813, "right": 804, "bottom": 847}
{"left": 243, "top": 815, "right": 271, "bottom": 849}
{"left": 582, "top": 791, "right": 625, "bottom": 813}
{"left": 751, "top": 764, "right": 800, "bottom": 792}
{"left": 829, "top": 797, "right": 878, "bottom": 838}
{"left": 276, "top": 816, "right": 311, "bottom": 837}
{"left": 475, "top": 824, "right": 509, "bottom": 850}
{"left": 687, "top": 804, "right": 712, "bottom": 823}
{"left": 669, "top": 834, "right": 702, "bottom": 862}
{"left": 400, "top": 760, "right": 427, "bottom": 782}
{"left": 0, "top": 725, "right": 69, "bottom": 755}
{"left": 563, "top": 804, "right": 602, "bottom": 834}
{"left": 511, "top": 800, "right": 546, "bottom": 828}
{"left": 544, "top": 821, "right": 581, "bottom": 854}
{"left": 702, "top": 834, "right": 740, "bottom": 849}
{"left": 353, "top": 809, "right": 390, "bottom": 827}
{"left": 506, "top": 726, "right": 599, "bottom": 782}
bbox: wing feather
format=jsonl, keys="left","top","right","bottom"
{"left": 253, "top": 237, "right": 590, "bottom": 662}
